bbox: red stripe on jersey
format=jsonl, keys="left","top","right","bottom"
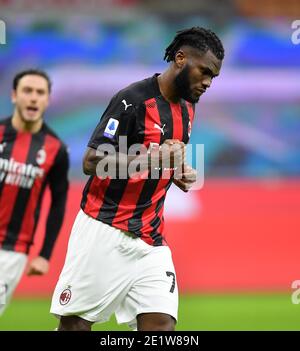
{"left": 143, "top": 100, "right": 186, "bottom": 243}
{"left": 144, "top": 97, "right": 162, "bottom": 148}
{"left": 170, "top": 103, "right": 183, "bottom": 140}
{"left": 0, "top": 125, "right": 5, "bottom": 141}
{"left": 139, "top": 97, "right": 166, "bottom": 244}
{"left": 0, "top": 132, "right": 32, "bottom": 247}
{"left": 14, "top": 134, "right": 61, "bottom": 253}
{"left": 14, "top": 182, "right": 41, "bottom": 253}
{"left": 41, "top": 134, "right": 61, "bottom": 173}
{"left": 112, "top": 178, "right": 145, "bottom": 229}
{"left": 83, "top": 176, "right": 111, "bottom": 218}
{"left": 112, "top": 98, "right": 161, "bottom": 231}
{"left": 140, "top": 179, "right": 169, "bottom": 245}
{"left": 111, "top": 98, "right": 157, "bottom": 231}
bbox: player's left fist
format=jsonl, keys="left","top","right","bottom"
{"left": 173, "top": 164, "right": 197, "bottom": 192}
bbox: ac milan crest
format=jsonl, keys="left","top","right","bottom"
{"left": 36, "top": 148, "right": 46, "bottom": 165}
{"left": 59, "top": 288, "right": 72, "bottom": 305}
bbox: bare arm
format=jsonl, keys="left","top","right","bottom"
{"left": 83, "top": 140, "right": 186, "bottom": 178}
{"left": 82, "top": 147, "right": 143, "bottom": 177}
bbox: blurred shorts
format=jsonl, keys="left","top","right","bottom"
{"left": 0, "top": 249, "right": 27, "bottom": 315}
{"left": 50, "top": 209, "right": 178, "bottom": 329}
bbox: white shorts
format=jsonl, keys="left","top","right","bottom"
{"left": 0, "top": 249, "right": 27, "bottom": 315}
{"left": 50, "top": 210, "right": 178, "bottom": 329}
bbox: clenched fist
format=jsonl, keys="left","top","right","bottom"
{"left": 173, "top": 164, "right": 197, "bottom": 192}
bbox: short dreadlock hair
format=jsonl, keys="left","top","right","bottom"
{"left": 164, "top": 27, "right": 224, "bottom": 62}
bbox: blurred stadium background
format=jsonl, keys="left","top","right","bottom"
{"left": 0, "top": 0, "right": 300, "bottom": 330}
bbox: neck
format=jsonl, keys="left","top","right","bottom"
{"left": 12, "top": 110, "right": 43, "bottom": 134}
{"left": 157, "top": 68, "right": 181, "bottom": 103}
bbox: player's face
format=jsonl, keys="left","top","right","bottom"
{"left": 174, "top": 49, "right": 222, "bottom": 103}
{"left": 11, "top": 75, "right": 50, "bottom": 123}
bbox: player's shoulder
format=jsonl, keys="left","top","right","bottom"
{"left": 114, "top": 74, "right": 161, "bottom": 107}
{"left": 42, "top": 123, "right": 68, "bottom": 152}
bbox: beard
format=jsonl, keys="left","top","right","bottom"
{"left": 174, "top": 64, "right": 199, "bottom": 103}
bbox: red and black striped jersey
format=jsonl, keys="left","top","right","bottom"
{"left": 81, "top": 74, "right": 195, "bottom": 246}
{"left": 0, "top": 117, "right": 69, "bottom": 258}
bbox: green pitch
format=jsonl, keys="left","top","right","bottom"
{"left": 0, "top": 293, "right": 299, "bottom": 330}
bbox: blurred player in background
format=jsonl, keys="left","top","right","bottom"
{"left": 51, "top": 27, "right": 224, "bottom": 331}
{"left": 0, "top": 69, "right": 69, "bottom": 315}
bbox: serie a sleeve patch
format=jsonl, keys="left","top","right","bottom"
{"left": 103, "top": 118, "right": 119, "bottom": 139}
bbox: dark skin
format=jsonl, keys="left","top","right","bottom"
{"left": 58, "top": 47, "right": 222, "bottom": 331}
{"left": 82, "top": 49, "right": 221, "bottom": 187}
{"left": 159, "top": 47, "right": 221, "bottom": 191}
{"left": 159, "top": 47, "right": 221, "bottom": 104}
{"left": 58, "top": 313, "right": 175, "bottom": 331}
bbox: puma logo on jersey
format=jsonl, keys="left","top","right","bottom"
{"left": 0, "top": 142, "right": 6, "bottom": 153}
{"left": 154, "top": 123, "right": 166, "bottom": 135}
{"left": 122, "top": 99, "right": 133, "bottom": 111}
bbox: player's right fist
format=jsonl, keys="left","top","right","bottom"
{"left": 160, "top": 139, "right": 186, "bottom": 170}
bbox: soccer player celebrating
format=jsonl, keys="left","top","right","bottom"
{"left": 51, "top": 27, "right": 224, "bottom": 331}
{"left": 0, "top": 69, "right": 69, "bottom": 315}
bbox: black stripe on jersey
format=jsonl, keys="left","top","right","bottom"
{"left": 180, "top": 101, "right": 191, "bottom": 144}
{"left": 128, "top": 96, "right": 173, "bottom": 239}
{"left": 0, "top": 123, "right": 17, "bottom": 199}
{"left": 81, "top": 176, "right": 94, "bottom": 210}
{"left": 145, "top": 97, "right": 175, "bottom": 243}
{"left": 97, "top": 179, "right": 128, "bottom": 225}
{"left": 127, "top": 179, "right": 160, "bottom": 237}
{"left": 127, "top": 97, "right": 174, "bottom": 239}
{"left": 126, "top": 100, "right": 150, "bottom": 236}
{"left": 27, "top": 178, "right": 48, "bottom": 254}
{"left": 3, "top": 133, "right": 46, "bottom": 249}
{"left": 155, "top": 97, "right": 173, "bottom": 142}
{"left": 148, "top": 179, "right": 172, "bottom": 245}
{"left": 126, "top": 97, "right": 167, "bottom": 237}
{"left": 95, "top": 104, "right": 147, "bottom": 225}
{"left": 156, "top": 97, "right": 173, "bottom": 179}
